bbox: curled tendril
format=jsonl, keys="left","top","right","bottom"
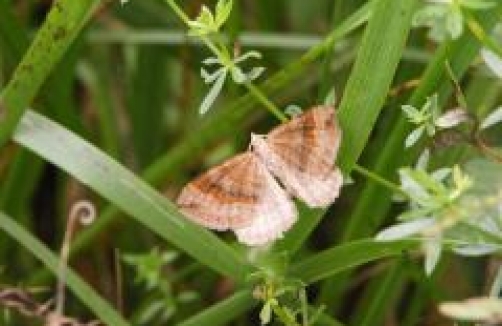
{"left": 69, "top": 200, "right": 96, "bottom": 226}
{"left": 55, "top": 200, "right": 96, "bottom": 316}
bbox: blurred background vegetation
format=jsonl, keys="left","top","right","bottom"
{"left": 0, "top": 0, "right": 502, "bottom": 325}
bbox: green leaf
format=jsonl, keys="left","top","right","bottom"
{"left": 445, "top": 7, "right": 464, "bottom": 39}
{"left": 260, "top": 301, "right": 273, "bottom": 325}
{"left": 405, "top": 125, "right": 426, "bottom": 148}
{"left": 178, "top": 290, "right": 255, "bottom": 326}
{"left": 291, "top": 239, "right": 416, "bottom": 283}
{"left": 480, "top": 106, "right": 502, "bottom": 129}
{"left": 412, "top": 5, "right": 448, "bottom": 27}
{"left": 375, "top": 218, "right": 435, "bottom": 241}
{"left": 200, "top": 70, "right": 227, "bottom": 114}
{"left": 230, "top": 66, "right": 247, "bottom": 83}
{"left": 402, "top": 104, "right": 422, "bottom": 121}
{"left": 13, "top": 110, "right": 250, "bottom": 280}
{"left": 460, "top": 0, "right": 496, "bottom": 10}
{"left": 424, "top": 236, "right": 442, "bottom": 275}
{"left": 337, "top": 0, "right": 417, "bottom": 171}
{"left": 0, "top": 211, "right": 128, "bottom": 325}
{"left": 464, "top": 158, "right": 502, "bottom": 194}
{"left": 215, "top": 0, "right": 233, "bottom": 28}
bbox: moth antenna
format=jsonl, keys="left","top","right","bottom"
{"left": 55, "top": 200, "right": 96, "bottom": 316}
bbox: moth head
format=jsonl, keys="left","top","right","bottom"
{"left": 249, "top": 133, "right": 267, "bottom": 151}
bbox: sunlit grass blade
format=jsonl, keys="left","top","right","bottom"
{"left": 13, "top": 110, "right": 249, "bottom": 280}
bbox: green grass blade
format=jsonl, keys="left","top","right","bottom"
{"left": 355, "top": 258, "right": 407, "bottom": 326}
{"left": 337, "top": 0, "right": 417, "bottom": 171}
{"left": 319, "top": 7, "right": 502, "bottom": 307}
{"left": 177, "top": 290, "right": 255, "bottom": 326}
{"left": 0, "top": 211, "right": 128, "bottom": 325}
{"left": 290, "top": 240, "right": 415, "bottom": 284}
{"left": 274, "top": 0, "right": 417, "bottom": 254}
{"left": 13, "top": 110, "right": 249, "bottom": 280}
{"left": 0, "top": 0, "right": 99, "bottom": 146}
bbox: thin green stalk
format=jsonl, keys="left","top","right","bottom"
{"left": 353, "top": 164, "right": 405, "bottom": 196}
{"left": 0, "top": 0, "right": 100, "bottom": 147}
{"left": 464, "top": 9, "right": 502, "bottom": 58}
{"left": 244, "top": 82, "right": 287, "bottom": 122}
{"left": 164, "top": 0, "right": 287, "bottom": 122}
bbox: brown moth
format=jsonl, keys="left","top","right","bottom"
{"left": 176, "top": 152, "right": 297, "bottom": 245}
{"left": 250, "top": 106, "right": 343, "bottom": 208}
{"left": 176, "top": 106, "right": 342, "bottom": 246}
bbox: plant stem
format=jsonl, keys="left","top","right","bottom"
{"left": 244, "top": 82, "right": 288, "bottom": 122}
{"left": 464, "top": 9, "right": 502, "bottom": 58}
{"left": 352, "top": 164, "right": 405, "bottom": 196}
{"left": 56, "top": 201, "right": 96, "bottom": 316}
{"left": 164, "top": 0, "right": 287, "bottom": 121}
{"left": 271, "top": 301, "right": 301, "bottom": 326}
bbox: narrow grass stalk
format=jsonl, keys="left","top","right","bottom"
{"left": 0, "top": 0, "right": 100, "bottom": 146}
{"left": 290, "top": 240, "right": 416, "bottom": 284}
{"left": 177, "top": 290, "right": 255, "bottom": 326}
{"left": 14, "top": 110, "right": 249, "bottom": 280}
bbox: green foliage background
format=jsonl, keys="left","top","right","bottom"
{"left": 0, "top": 0, "right": 501, "bottom": 325}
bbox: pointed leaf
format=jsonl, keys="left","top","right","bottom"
{"left": 446, "top": 8, "right": 464, "bottom": 39}
{"left": 375, "top": 218, "right": 435, "bottom": 241}
{"left": 202, "top": 56, "right": 220, "bottom": 65}
{"left": 480, "top": 106, "right": 502, "bottom": 129}
{"left": 452, "top": 244, "right": 498, "bottom": 256}
{"left": 401, "top": 104, "right": 422, "bottom": 121}
{"left": 230, "top": 66, "right": 247, "bottom": 84}
{"left": 423, "top": 236, "right": 442, "bottom": 275}
{"left": 245, "top": 67, "right": 265, "bottom": 81}
{"left": 215, "top": 0, "right": 233, "bottom": 28}
{"left": 416, "top": 148, "right": 431, "bottom": 170}
{"left": 431, "top": 168, "right": 452, "bottom": 182}
{"left": 199, "top": 71, "right": 227, "bottom": 114}
{"left": 405, "top": 125, "right": 425, "bottom": 148}
{"left": 201, "top": 67, "right": 225, "bottom": 84}
{"left": 234, "top": 51, "right": 262, "bottom": 64}
{"left": 440, "top": 297, "right": 502, "bottom": 323}
{"left": 481, "top": 48, "right": 502, "bottom": 78}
